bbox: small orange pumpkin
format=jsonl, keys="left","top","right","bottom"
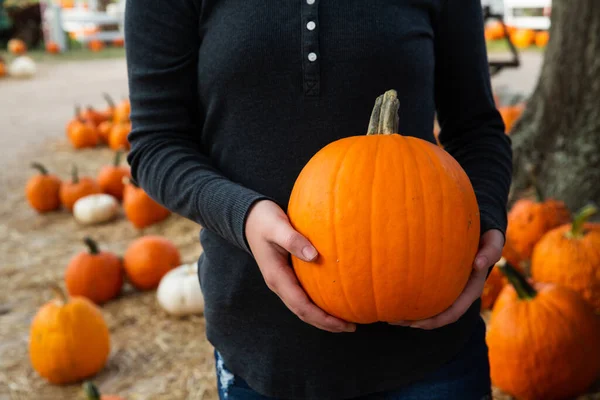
{"left": 531, "top": 204, "right": 600, "bottom": 312}
{"left": 101, "top": 93, "right": 116, "bottom": 121}
{"left": 484, "top": 21, "right": 505, "bottom": 41}
{"left": 25, "top": 162, "right": 62, "bottom": 213}
{"left": 108, "top": 122, "right": 131, "bottom": 151}
{"left": 69, "top": 118, "right": 99, "bottom": 149}
{"left": 29, "top": 285, "right": 110, "bottom": 384}
{"left": 287, "top": 90, "right": 480, "bottom": 323}
{"left": 506, "top": 193, "right": 571, "bottom": 262}
{"left": 66, "top": 105, "right": 82, "bottom": 138}
{"left": 83, "top": 381, "right": 125, "bottom": 400}
{"left": 97, "top": 121, "right": 113, "bottom": 144}
{"left": 97, "top": 150, "right": 131, "bottom": 201}
{"left": 45, "top": 41, "right": 60, "bottom": 54}
{"left": 8, "top": 38, "right": 27, "bottom": 55}
{"left": 112, "top": 99, "right": 130, "bottom": 124}
{"left": 88, "top": 39, "right": 105, "bottom": 52}
{"left": 59, "top": 165, "right": 102, "bottom": 211}
{"left": 65, "top": 237, "right": 124, "bottom": 305}
{"left": 123, "top": 235, "right": 181, "bottom": 290}
{"left": 122, "top": 178, "right": 171, "bottom": 228}
{"left": 80, "top": 106, "right": 108, "bottom": 127}
{"left": 0, "top": 58, "right": 7, "bottom": 78}
{"left": 112, "top": 37, "right": 125, "bottom": 48}
{"left": 480, "top": 265, "right": 506, "bottom": 311}
{"left": 535, "top": 31, "right": 550, "bottom": 47}
{"left": 511, "top": 29, "right": 535, "bottom": 49}
{"left": 487, "top": 258, "right": 600, "bottom": 400}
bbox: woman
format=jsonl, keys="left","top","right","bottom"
{"left": 124, "top": 0, "right": 512, "bottom": 399}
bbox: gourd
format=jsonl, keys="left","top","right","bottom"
{"left": 65, "top": 237, "right": 123, "bottom": 304}
{"left": 97, "top": 120, "right": 114, "bottom": 144}
{"left": 25, "top": 162, "right": 62, "bottom": 212}
{"left": 157, "top": 263, "right": 205, "bottom": 316}
{"left": 123, "top": 235, "right": 181, "bottom": 290}
{"left": 122, "top": 178, "right": 170, "bottom": 229}
{"left": 535, "top": 31, "right": 550, "bottom": 47}
{"left": 88, "top": 39, "right": 105, "bottom": 52}
{"left": 112, "top": 99, "right": 130, "bottom": 124}
{"left": 83, "top": 381, "right": 125, "bottom": 400}
{"left": 97, "top": 150, "right": 131, "bottom": 200}
{"left": 46, "top": 41, "right": 60, "bottom": 54}
{"left": 29, "top": 285, "right": 110, "bottom": 384}
{"left": 506, "top": 194, "right": 571, "bottom": 262}
{"left": 531, "top": 204, "right": 600, "bottom": 312}
{"left": 287, "top": 90, "right": 480, "bottom": 323}
{"left": 59, "top": 165, "right": 102, "bottom": 211}
{"left": 487, "top": 258, "right": 600, "bottom": 400}
{"left": 73, "top": 194, "right": 119, "bottom": 225}
{"left": 8, "top": 55, "right": 36, "bottom": 79}
{"left": 511, "top": 29, "right": 535, "bottom": 49}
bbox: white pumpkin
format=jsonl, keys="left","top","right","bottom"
{"left": 73, "top": 194, "right": 119, "bottom": 225}
{"left": 157, "top": 263, "right": 205, "bottom": 316}
{"left": 8, "top": 55, "right": 36, "bottom": 79}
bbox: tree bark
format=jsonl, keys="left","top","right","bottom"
{"left": 509, "top": 0, "right": 600, "bottom": 211}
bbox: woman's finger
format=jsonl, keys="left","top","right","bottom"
{"left": 269, "top": 218, "right": 318, "bottom": 262}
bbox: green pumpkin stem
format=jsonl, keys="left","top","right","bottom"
{"left": 83, "top": 237, "right": 100, "bottom": 255}
{"left": 113, "top": 150, "right": 123, "bottom": 167}
{"left": 71, "top": 164, "right": 79, "bottom": 184}
{"left": 31, "top": 162, "right": 48, "bottom": 175}
{"left": 567, "top": 204, "right": 598, "bottom": 239}
{"left": 496, "top": 257, "right": 537, "bottom": 300}
{"left": 82, "top": 381, "right": 102, "bottom": 400}
{"left": 50, "top": 283, "right": 68, "bottom": 305}
{"left": 103, "top": 92, "right": 115, "bottom": 109}
{"left": 367, "top": 90, "right": 400, "bottom": 135}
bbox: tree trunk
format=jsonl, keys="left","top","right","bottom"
{"left": 510, "top": 0, "right": 600, "bottom": 211}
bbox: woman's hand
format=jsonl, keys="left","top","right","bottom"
{"left": 245, "top": 200, "right": 357, "bottom": 333}
{"left": 390, "top": 229, "right": 505, "bottom": 330}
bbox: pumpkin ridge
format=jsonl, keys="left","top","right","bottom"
{"left": 332, "top": 139, "right": 363, "bottom": 322}
{"left": 368, "top": 137, "right": 382, "bottom": 320}
{"left": 404, "top": 138, "right": 429, "bottom": 313}
{"left": 418, "top": 140, "right": 447, "bottom": 313}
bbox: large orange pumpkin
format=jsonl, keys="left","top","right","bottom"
{"left": 123, "top": 235, "right": 181, "bottom": 290}
{"left": 531, "top": 204, "right": 600, "bottom": 312}
{"left": 487, "top": 258, "right": 600, "bottom": 400}
{"left": 505, "top": 196, "right": 571, "bottom": 262}
{"left": 287, "top": 90, "right": 480, "bottom": 323}
{"left": 65, "top": 237, "right": 124, "bottom": 305}
{"left": 25, "top": 162, "right": 62, "bottom": 213}
{"left": 122, "top": 179, "right": 171, "bottom": 229}
{"left": 29, "top": 285, "right": 110, "bottom": 384}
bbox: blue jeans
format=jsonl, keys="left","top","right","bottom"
{"left": 215, "top": 322, "right": 491, "bottom": 400}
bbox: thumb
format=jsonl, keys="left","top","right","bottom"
{"left": 473, "top": 230, "right": 505, "bottom": 271}
{"left": 271, "top": 221, "right": 318, "bottom": 262}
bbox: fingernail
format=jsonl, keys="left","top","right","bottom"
{"left": 343, "top": 324, "right": 357, "bottom": 333}
{"left": 302, "top": 246, "right": 318, "bottom": 261}
{"left": 475, "top": 256, "right": 488, "bottom": 270}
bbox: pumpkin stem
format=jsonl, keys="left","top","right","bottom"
{"left": 82, "top": 381, "right": 102, "bottom": 400}
{"left": 567, "top": 204, "right": 598, "bottom": 239}
{"left": 71, "top": 164, "right": 79, "bottom": 184}
{"left": 74, "top": 104, "right": 81, "bottom": 118}
{"left": 366, "top": 90, "right": 399, "bottom": 135}
{"left": 113, "top": 150, "right": 123, "bottom": 167}
{"left": 496, "top": 257, "right": 537, "bottom": 300}
{"left": 30, "top": 162, "right": 48, "bottom": 175}
{"left": 83, "top": 236, "right": 100, "bottom": 255}
{"left": 103, "top": 92, "right": 115, "bottom": 109}
{"left": 50, "top": 283, "right": 68, "bottom": 305}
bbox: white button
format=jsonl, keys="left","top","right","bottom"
{"left": 307, "top": 0, "right": 315, "bottom": 4}
{"left": 308, "top": 52, "right": 317, "bottom": 62}
{"left": 307, "top": 21, "right": 316, "bottom": 31}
